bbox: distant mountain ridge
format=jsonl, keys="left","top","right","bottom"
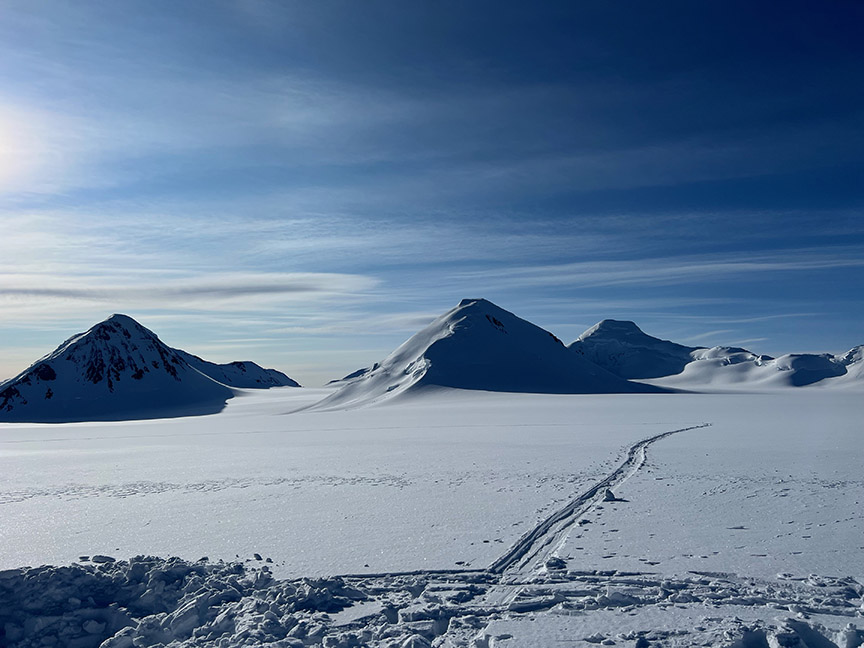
{"left": 1, "top": 305, "right": 859, "bottom": 422}
{"left": 571, "top": 319, "right": 862, "bottom": 388}
{"left": 0, "top": 314, "right": 299, "bottom": 423}
{"left": 315, "top": 299, "right": 664, "bottom": 409}
{"left": 176, "top": 350, "right": 299, "bottom": 389}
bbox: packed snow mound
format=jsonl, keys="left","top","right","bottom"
{"left": 315, "top": 299, "right": 662, "bottom": 409}
{"left": 175, "top": 350, "right": 300, "bottom": 388}
{"left": 569, "top": 319, "right": 697, "bottom": 379}
{"left": 0, "top": 314, "right": 235, "bottom": 422}
{"left": 0, "top": 556, "right": 368, "bottom": 648}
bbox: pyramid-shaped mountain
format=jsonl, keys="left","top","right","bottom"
{"left": 317, "top": 299, "right": 664, "bottom": 409}
{"left": 0, "top": 315, "right": 298, "bottom": 422}
{"left": 569, "top": 319, "right": 698, "bottom": 379}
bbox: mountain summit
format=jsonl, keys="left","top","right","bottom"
{"left": 569, "top": 319, "right": 697, "bottom": 379}
{"left": 317, "top": 299, "right": 662, "bottom": 409}
{"left": 0, "top": 314, "right": 297, "bottom": 422}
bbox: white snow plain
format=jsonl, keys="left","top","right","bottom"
{"left": 0, "top": 388, "right": 677, "bottom": 577}
{"left": 1, "top": 387, "right": 862, "bottom": 647}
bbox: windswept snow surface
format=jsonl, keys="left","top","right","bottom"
{"left": 317, "top": 299, "right": 660, "bottom": 409}
{"left": 549, "top": 392, "right": 864, "bottom": 582}
{"left": 0, "top": 388, "right": 678, "bottom": 578}
{"left": 1, "top": 388, "right": 861, "bottom": 647}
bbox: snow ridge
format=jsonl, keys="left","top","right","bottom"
{"left": 175, "top": 350, "right": 300, "bottom": 389}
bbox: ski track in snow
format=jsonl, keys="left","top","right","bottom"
{"left": 487, "top": 423, "right": 712, "bottom": 577}
{"left": 4, "top": 420, "right": 863, "bottom": 647}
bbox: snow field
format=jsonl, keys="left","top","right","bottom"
{"left": 1, "top": 387, "right": 861, "bottom": 647}
{"left": 0, "top": 389, "right": 677, "bottom": 578}
{"left": 554, "top": 391, "right": 864, "bottom": 582}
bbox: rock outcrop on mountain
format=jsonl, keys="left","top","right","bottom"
{"left": 0, "top": 315, "right": 298, "bottom": 422}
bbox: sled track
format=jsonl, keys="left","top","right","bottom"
{"left": 488, "top": 422, "right": 711, "bottom": 575}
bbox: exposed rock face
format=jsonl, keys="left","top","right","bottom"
{"left": 0, "top": 315, "right": 234, "bottom": 422}
{"left": 0, "top": 314, "right": 303, "bottom": 422}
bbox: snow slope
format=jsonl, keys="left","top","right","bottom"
{"left": 176, "top": 350, "right": 300, "bottom": 388}
{"left": 0, "top": 314, "right": 235, "bottom": 422}
{"left": 316, "top": 299, "right": 662, "bottom": 409}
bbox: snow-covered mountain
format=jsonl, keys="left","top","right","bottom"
{"left": 175, "top": 350, "right": 300, "bottom": 389}
{"left": 316, "top": 299, "right": 663, "bottom": 409}
{"left": 569, "top": 319, "right": 697, "bottom": 379}
{"left": 661, "top": 346, "right": 861, "bottom": 388}
{"left": 834, "top": 345, "right": 864, "bottom": 384}
{"left": 326, "top": 364, "right": 378, "bottom": 385}
{"left": 571, "top": 320, "right": 862, "bottom": 388}
{"left": 0, "top": 314, "right": 297, "bottom": 422}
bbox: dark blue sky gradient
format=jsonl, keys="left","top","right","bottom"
{"left": 0, "top": 1, "right": 860, "bottom": 383}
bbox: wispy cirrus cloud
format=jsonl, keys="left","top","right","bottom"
{"left": 0, "top": 270, "right": 377, "bottom": 301}
{"left": 452, "top": 249, "right": 864, "bottom": 290}
{"left": 0, "top": 272, "right": 379, "bottom": 325}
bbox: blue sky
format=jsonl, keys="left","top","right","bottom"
{"left": 0, "top": 1, "right": 861, "bottom": 385}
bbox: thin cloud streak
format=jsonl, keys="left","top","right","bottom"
{"left": 678, "top": 329, "right": 735, "bottom": 343}
{"left": 0, "top": 272, "right": 379, "bottom": 319}
{"left": 454, "top": 251, "right": 864, "bottom": 289}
